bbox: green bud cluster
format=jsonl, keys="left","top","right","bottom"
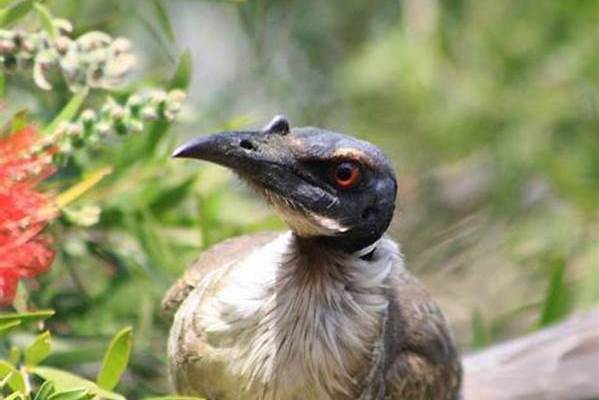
{"left": 46, "top": 89, "right": 186, "bottom": 163}
{"left": 0, "top": 19, "right": 135, "bottom": 91}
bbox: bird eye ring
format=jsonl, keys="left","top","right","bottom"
{"left": 331, "top": 161, "right": 361, "bottom": 189}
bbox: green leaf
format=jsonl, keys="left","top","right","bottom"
{"left": 48, "top": 388, "right": 89, "bottom": 400}
{"left": 96, "top": 326, "right": 133, "bottom": 391}
{"left": 470, "top": 308, "right": 491, "bottom": 349}
{"left": 151, "top": 0, "right": 175, "bottom": 40}
{"left": 33, "top": 367, "right": 125, "bottom": 400}
{"left": 33, "top": 380, "right": 55, "bottom": 400}
{"left": 0, "top": 320, "right": 21, "bottom": 335}
{"left": 34, "top": 3, "right": 58, "bottom": 42}
{"left": 0, "top": 370, "right": 14, "bottom": 388}
{"left": 168, "top": 49, "right": 192, "bottom": 90}
{"left": 43, "top": 88, "right": 89, "bottom": 135}
{"left": 44, "top": 341, "right": 107, "bottom": 367}
{"left": 0, "top": 360, "right": 26, "bottom": 394}
{"left": 0, "top": 310, "right": 55, "bottom": 324}
{"left": 25, "top": 331, "right": 52, "bottom": 366}
{"left": 5, "top": 392, "right": 25, "bottom": 400}
{"left": 9, "top": 345, "right": 21, "bottom": 365}
{"left": 539, "top": 257, "right": 571, "bottom": 327}
{"left": 10, "top": 109, "right": 28, "bottom": 132}
{"left": 56, "top": 166, "right": 113, "bottom": 208}
{"left": 149, "top": 177, "right": 195, "bottom": 215}
{"left": 0, "top": 0, "right": 34, "bottom": 27}
{"left": 133, "top": 211, "right": 175, "bottom": 271}
{"left": 0, "top": 70, "right": 5, "bottom": 97}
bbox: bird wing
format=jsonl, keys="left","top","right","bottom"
{"left": 462, "top": 309, "right": 599, "bottom": 400}
{"left": 160, "top": 231, "right": 280, "bottom": 321}
{"left": 382, "top": 268, "right": 462, "bottom": 399}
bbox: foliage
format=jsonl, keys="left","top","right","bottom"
{"left": 0, "top": 1, "right": 191, "bottom": 397}
{"left": 0, "top": 311, "right": 202, "bottom": 399}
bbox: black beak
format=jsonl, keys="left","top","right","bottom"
{"left": 172, "top": 122, "right": 336, "bottom": 212}
{"left": 172, "top": 115, "right": 292, "bottom": 169}
{"left": 172, "top": 127, "right": 301, "bottom": 191}
{"left": 172, "top": 130, "right": 262, "bottom": 166}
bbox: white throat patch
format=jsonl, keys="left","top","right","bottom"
{"left": 194, "top": 233, "right": 400, "bottom": 399}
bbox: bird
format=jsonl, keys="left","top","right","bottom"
{"left": 161, "top": 115, "right": 462, "bottom": 400}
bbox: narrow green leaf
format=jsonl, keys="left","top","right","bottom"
{"left": 0, "top": 70, "right": 5, "bottom": 97}
{"left": 5, "top": 391, "right": 25, "bottom": 400}
{"left": 0, "top": 0, "right": 34, "bottom": 27}
{"left": 151, "top": 0, "right": 175, "bottom": 40}
{"left": 48, "top": 388, "right": 89, "bottom": 400}
{"left": 149, "top": 177, "right": 195, "bottom": 215}
{"left": 33, "top": 367, "right": 125, "bottom": 400}
{"left": 168, "top": 49, "right": 192, "bottom": 90}
{"left": 0, "top": 370, "right": 14, "bottom": 388}
{"left": 34, "top": 3, "right": 58, "bottom": 42}
{"left": 0, "top": 310, "right": 55, "bottom": 324}
{"left": 133, "top": 211, "right": 175, "bottom": 271}
{"left": 56, "top": 166, "right": 113, "bottom": 207}
{"left": 0, "top": 360, "right": 26, "bottom": 394}
{"left": 43, "top": 88, "right": 89, "bottom": 135}
{"left": 96, "top": 326, "right": 133, "bottom": 391}
{"left": 25, "top": 331, "right": 52, "bottom": 366}
{"left": 470, "top": 308, "right": 491, "bottom": 349}
{"left": 9, "top": 345, "right": 21, "bottom": 365}
{"left": 10, "top": 109, "right": 28, "bottom": 132}
{"left": 44, "top": 341, "right": 107, "bottom": 367}
{"left": 539, "top": 257, "right": 571, "bottom": 327}
{"left": 33, "top": 380, "right": 55, "bottom": 400}
{"left": 0, "top": 320, "right": 21, "bottom": 335}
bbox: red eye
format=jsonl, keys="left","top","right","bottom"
{"left": 331, "top": 162, "right": 361, "bottom": 189}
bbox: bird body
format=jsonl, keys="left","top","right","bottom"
{"left": 164, "top": 116, "right": 461, "bottom": 399}
{"left": 166, "top": 232, "right": 460, "bottom": 399}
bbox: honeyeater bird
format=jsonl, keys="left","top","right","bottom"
{"left": 162, "top": 116, "right": 599, "bottom": 400}
{"left": 162, "top": 115, "right": 462, "bottom": 400}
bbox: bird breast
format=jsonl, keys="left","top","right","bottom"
{"left": 168, "top": 232, "right": 400, "bottom": 400}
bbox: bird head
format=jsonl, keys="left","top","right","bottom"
{"left": 173, "top": 116, "right": 397, "bottom": 253}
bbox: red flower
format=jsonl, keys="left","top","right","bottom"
{"left": 0, "top": 126, "right": 57, "bottom": 305}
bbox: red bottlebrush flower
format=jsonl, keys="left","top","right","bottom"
{"left": 0, "top": 126, "right": 57, "bottom": 306}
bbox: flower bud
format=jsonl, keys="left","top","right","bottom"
{"left": 0, "top": 39, "right": 15, "bottom": 54}
{"left": 141, "top": 106, "right": 158, "bottom": 121}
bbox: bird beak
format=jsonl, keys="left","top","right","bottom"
{"left": 172, "top": 128, "right": 299, "bottom": 183}
{"left": 173, "top": 130, "right": 264, "bottom": 166}
{"left": 172, "top": 115, "right": 293, "bottom": 171}
{"left": 172, "top": 122, "right": 339, "bottom": 234}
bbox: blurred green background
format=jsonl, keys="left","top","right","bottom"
{"left": 3, "top": 0, "right": 599, "bottom": 397}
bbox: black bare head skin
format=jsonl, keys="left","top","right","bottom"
{"left": 173, "top": 115, "right": 397, "bottom": 253}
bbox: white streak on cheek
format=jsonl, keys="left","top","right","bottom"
{"left": 252, "top": 183, "right": 350, "bottom": 237}
{"left": 310, "top": 213, "right": 350, "bottom": 233}
{"left": 274, "top": 206, "right": 349, "bottom": 237}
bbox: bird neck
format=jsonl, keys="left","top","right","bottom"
{"left": 292, "top": 233, "right": 382, "bottom": 259}
{"left": 197, "top": 231, "right": 400, "bottom": 398}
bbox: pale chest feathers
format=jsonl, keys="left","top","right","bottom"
{"left": 185, "top": 233, "right": 400, "bottom": 399}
